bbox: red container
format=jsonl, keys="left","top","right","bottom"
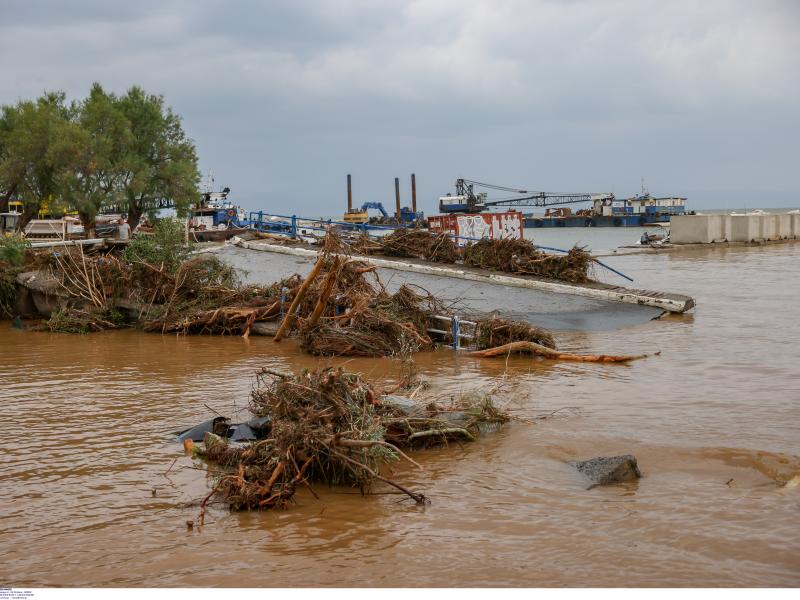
{"left": 428, "top": 211, "right": 524, "bottom": 245}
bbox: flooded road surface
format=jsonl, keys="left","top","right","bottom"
{"left": 1, "top": 242, "right": 799, "bottom": 586}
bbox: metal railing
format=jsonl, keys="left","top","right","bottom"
{"left": 428, "top": 314, "right": 477, "bottom": 351}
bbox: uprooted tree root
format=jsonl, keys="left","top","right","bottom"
{"left": 196, "top": 366, "right": 510, "bottom": 517}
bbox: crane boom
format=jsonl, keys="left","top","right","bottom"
{"left": 439, "top": 178, "right": 613, "bottom": 214}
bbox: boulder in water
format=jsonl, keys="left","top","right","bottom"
{"left": 572, "top": 455, "right": 642, "bottom": 488}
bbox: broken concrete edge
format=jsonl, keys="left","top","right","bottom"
{"left": 230, "top": 237, "right": 694, "bottom": 314}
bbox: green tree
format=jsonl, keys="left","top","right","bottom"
{"left": 51, "top": 84, "right": 130, "bottom": 237}
{"left": 1, "top": 84, "right": 200, "bottom": 234}
{"left": 114, "top": 86, "right": 200, "bottom": 229}
{"left": 0, "top": 93, "right": 70, "bottom": 229}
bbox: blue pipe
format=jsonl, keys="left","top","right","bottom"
{"left": 529, "top": 244, "right": 634, "bottom": 282}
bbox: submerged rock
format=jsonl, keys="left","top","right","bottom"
{"left": 572, "top": 455, "right": 642, "bottom": 487}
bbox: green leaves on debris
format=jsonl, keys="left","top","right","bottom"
{"left": 122, "top": 218, "right": 194, "bottom": 273}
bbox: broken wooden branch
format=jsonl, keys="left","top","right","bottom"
{"left": 274, "top": 257, "right": 326, "bottom": 342}
{"left": 306, "top": 256, "right": 341, "bottom": 328}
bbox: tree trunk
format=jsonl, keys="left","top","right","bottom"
{"left": 127, "top": 204, "right": 143, "bottom": 231}
{"left": 79, "top": 212, "right": 96, "bottom": 239}
{"left": 469, "top": 341, "right": 655, "bottom": 363}
{"left": 17, "top": 203, "right": 39, "bottom": 232}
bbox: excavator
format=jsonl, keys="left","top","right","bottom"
{"left": 343, "top": 202, "right": 420, "bottom": 225}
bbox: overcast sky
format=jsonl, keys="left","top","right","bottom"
{"left": 2, "top": 0, "right": 798, "bottom": 214}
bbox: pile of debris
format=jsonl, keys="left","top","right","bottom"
{"left": 273, "top": 254, "right": 566, "bottom": 358}
{"left": 379, "top": 229, "right": 461, "bottom": 263}
{"left": 474, "top": 315, "right": 556, "bottom": 350}
{"left": 36, "top": 245, "right": 281, "bottom": 335}
{"left": 323, "top": 229, "right": 593, "bottom": 283}
{"left": 194, "top": 366, "right": 509, "bottom": 513}
{"left": 290, "top": 256, "right": 450, "bottom": 356}
{"left": 462, "top": 238, "right": 593, "bottom": 283}
{"left": 27, "top": 243, "right": 454, "bottom": 353}
{"left": 16, "top": 231, "right": 652, "bottom": 363}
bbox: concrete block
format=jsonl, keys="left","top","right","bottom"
{"left": 761, "top": 215, "right": 779, "bottom": 240}
{"left": 671, "top": 215, "right": 713, "bottom": 244}
{"left": 730, "top": 215, "right": 760, "bottom": 242}
{"left": 708, "top": 214, "right": 727, "bottom": 241}
{"left": 720, "top": 214, "right": 732, "bottom": 241}
{"left": 776, "top": 214, "right": 794, "bottom": 238}
{"left": 792, "top": 213, "right": 800, "bottom": 238}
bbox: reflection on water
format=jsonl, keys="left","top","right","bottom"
{"left": 1, "top": 242, "right": 799, "bottom": 586}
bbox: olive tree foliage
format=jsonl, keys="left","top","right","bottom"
{"left": 0, "top": 92, "right": 71, "bottom": 228}
{"left": 115, "top": 86, "right": 200, "bottom": 230}
{"left": 0, "top": 84, "right": 200, "bottom": 233}
{"left": 51, "top": 84, "right": 130, "bottom": 237}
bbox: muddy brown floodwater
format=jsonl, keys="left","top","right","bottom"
{"left": 1, "top": 242, "right": 799, "bottom": 587}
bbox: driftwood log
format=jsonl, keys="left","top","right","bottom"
{"left": 274, "top": 257, "right": 325, "bottom": 342}
{"left": 469, "top": 341, "right": 656, "bottom": 363}
{"left": 305, "top": 256, "right": 341, "bottom": 328}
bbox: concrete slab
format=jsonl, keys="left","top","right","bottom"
{"left": 219, "top": 245, "right": 664, "bottom": 332}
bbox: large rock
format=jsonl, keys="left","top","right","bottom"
{"left": 572, "top": 455, "right": 641, "bottom": 487}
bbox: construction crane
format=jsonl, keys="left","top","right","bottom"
{"left": 438, "top": 178, "right": 614, "bottom": 214}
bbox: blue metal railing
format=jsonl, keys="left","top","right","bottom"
{"left": 247, "top": 211, "right": 411, "bottom": 238}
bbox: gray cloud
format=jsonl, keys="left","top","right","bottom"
{"left": 1, "top": 0, "right": 798, "bottom": 214}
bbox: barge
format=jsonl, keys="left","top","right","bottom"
{"left": 437, "top": 178, "right": 687, "bottom": 228}
{"left": 524, "top": 192, "right": 687, "bottom": 228}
